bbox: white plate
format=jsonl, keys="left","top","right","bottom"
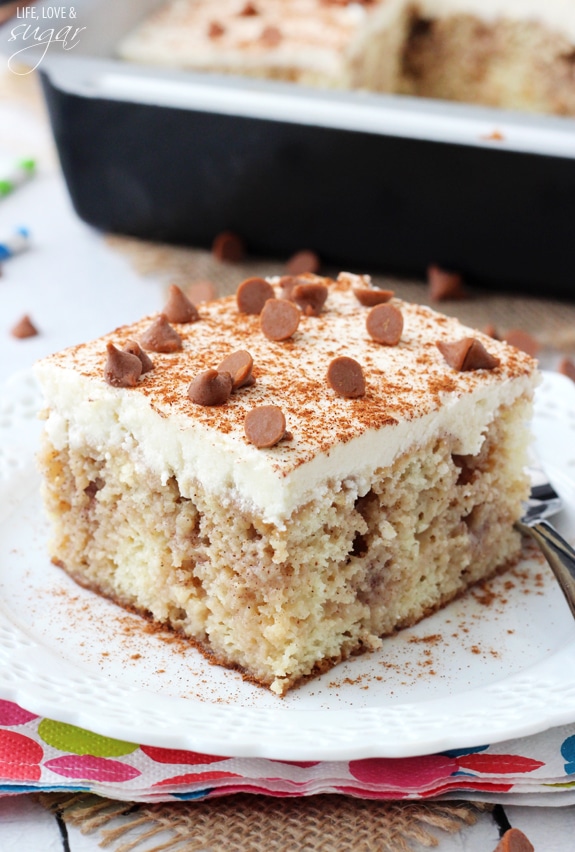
{"left": 1, "top": 369, "right": 575, "bottom": 761}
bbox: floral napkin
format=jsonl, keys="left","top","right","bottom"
{"left": 2, "top": 698, "right": 575, "bottom": 804}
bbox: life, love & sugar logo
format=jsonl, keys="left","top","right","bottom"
{"left": 7, "top": 5, "right": 86, "bottom": 74}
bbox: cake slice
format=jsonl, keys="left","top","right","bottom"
{"left": 35, "top": 273, "right": 538, "bottom": 695}
{"left": 118, "top": 0, "right": 575, "bottom": 115}
{"left": 117, "top": 0, "right": 387, "bottom": 89}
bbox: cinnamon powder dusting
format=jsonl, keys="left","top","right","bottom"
{"left": 43, "top": 275, "right": 537, "bottom": 479}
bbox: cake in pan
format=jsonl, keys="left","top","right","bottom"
{"left": 35, "top": 273, "right": 538, "bottom": 695}
{"left": 118, "top": 0, "right": 575, "bottom": 115}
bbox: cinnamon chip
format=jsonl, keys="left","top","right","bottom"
{"left": 104, "top": 342, "right": 142, "bottom": 388}
{"left": 327, "top": 356, "right": 365, "bottom": 398}
{"left": 260, "top": 24, "right": 282, "bottom": 46}
{"left": 503, "top": 328, "right": 540, "bottom": 358}
{"left": 217, "top": 349, "right": 254, "bottom": 389}
{"left": 353, "top": 287, "right": 394, "bottom": 307}
{"left": 437, "top": 337, "right": 500, "bottom": 371}
{"left": 239, "top": 1, "right": 258, "bottom": 13}
{"left": 558, "top": 356, "right": 575, "bottom": 382}
{"left": 139, "top": 314, "right": 183, "bottom": 353}
{"left": 322, "top": 0, "right": 375, "bottom": 5}
{"left": 212, "top": 230, "right": 245, "bottom": 262}
{"left": 187, "top": 280, "right": 217, "bottom": 304}
{"left": 163, "top": 284, "right": 200, "bottom": 324}
{"left": 482, "top": 323, "right": 499, "bottom": 339}
{"left": 366, "top": 304, "right": 403, "bottom": 345}
{"left": 493, "top": 827, "right": 534, "bottom": 852}
{"left": 208, "top": 20, "right": 225, "bottom": 38}
{"left": 236, "top": 277, "right": 275, "bottom": 315}
{"left": 10, "top": 314, "right": 38, "bottom": 339}
{"left": 123, "top": 339, "right": 154, "bottom": 373}
{"left": 427, "top": 264, "right": 467, "bottom": 301}
{"left": 260, "top": 299, "right": 300, "bottom": 341}
{"left": 292, "top": 281, "right": 328, "bottom": 316}
{"left": 278, "top": 275, "right": 299, "bottom": 300}
{"left": 286, "top": 249, "right": 320, "bottom": 276}
{"left": 280, "top": 272, "right": 327, "bottom": 301}
{"left": 244, "top": 405, "right": 286, "bottom": 448}
{"left": 188, "top": 369, "right": 233, "bottom": 406}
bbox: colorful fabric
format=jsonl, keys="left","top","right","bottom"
{"left": 2, "top": 699, "right": 575, "bottom": 803}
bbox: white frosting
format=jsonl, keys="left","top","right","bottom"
{"left": 35, "top": 277, "right": 537, "bottom": 526}
{"left": 118, "top": 0, "right": 575, "bottom": 75}
{"left": 118, "top": 0, "right": 370, "bottom": 78}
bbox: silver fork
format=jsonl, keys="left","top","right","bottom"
{"left": 516, "top": 463, "right": 575, "bottom": 618}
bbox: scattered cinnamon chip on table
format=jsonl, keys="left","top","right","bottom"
{"left": 236, "top": 277, "right": 275, "bottom": 315}
{"left": 244, "top": 405, "right": 286, "bottom": 448}
{"left": 286, "top": 249, "right": 321, "bottom": 276}
{"left": 327, "top": 356, "right": 365, "bottom": 398}
{"left": 212, "top": 230, "right": 245, "bottom": 262}
{"left": 558, "top": 356, "right": 575, "bottom": 382}
{"left": 104, "top": 342, "right": 142, "bottom": 388}
{"left": 188, "top": 369, "right": 233, "bottom": 406}
{"left": 10, "top": 314, "right": 38, "bottom": 338}
{"left": 123, "top": 339, "right": 154, "bottom": 373}
{"left": 427, "top": 264, "right": 467, "bottom": 301}
{"left": 366, "top": 303, "right": 403, "bottom": 345}
{"left": 163, "top": 284, "right": 199, "bottom": 324}
{"left": 503, "top": 328, "right": 541, "bottom": 358}
{"left": 437, "top": 337, "right": 500, "bottom": 371}
{"left": 493, "top": 827, "right": 534, "bottom": 852}
{"left": 260, "top": 298, "right": 301, "bottom": 341}
{"left": 139, "top": 314, "right": 183, "bottom": 353}
{"left": 217, "top": 349, "right": 254, "bottom": 389}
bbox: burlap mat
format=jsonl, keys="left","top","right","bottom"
{"left": 106, "top": 234, "right": 575, "bottom": 357}
{"left": 38, "top": 792, "right": 492, "bottom": 852}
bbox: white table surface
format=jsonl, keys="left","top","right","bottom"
{"left": 1, "top": 70, "right": 575, "bottom": 852}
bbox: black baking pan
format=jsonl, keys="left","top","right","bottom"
{"left": 2, "top": 0, "right": 575, "bottom": 296}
